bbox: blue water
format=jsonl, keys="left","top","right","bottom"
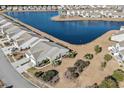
{"left": 6, "top": 12, "right": 124, "bottom": 44}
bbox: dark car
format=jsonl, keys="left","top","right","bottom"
{"left": 6, "top": 85, "right": 13, "bottom": 88}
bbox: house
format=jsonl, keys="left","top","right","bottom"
{"left": 120, "top": 26, "right": 124, "bottom": 31}
{"left": 25, "top": 41, "right": 69, "bottom": 66}
{"left": 13, "top": 30, "right": 49, "bottom": 50}
{"left": 111, "top": 31, "right": 124, "bottom": 42}
{"left": 108, "top": 41, "right": 124, "bottom": 63}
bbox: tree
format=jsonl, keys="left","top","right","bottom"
{"left": 84, "top": 53, "right": 93, "bottom": 60}
{"left": 104, "top": 54, "right": 112, "bottom": 62}
{"left": 99, "top": 76, "right": 119, "bottom": 88}
{"left": 94, "top": 45, "right": 102, "bottom": 54}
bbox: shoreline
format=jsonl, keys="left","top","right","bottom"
{"left": 51, "top": 15, "right": 124, "bottom": 22}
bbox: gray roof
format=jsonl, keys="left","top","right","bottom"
{"left": 119, "top": 41, "right": 124, "bottom": 47}
{"left": 0, "top": 15, "right": 5, "bottom": 21}
{"left": 113, "top": 31, "right": 124, "bottom": 35}
{"left": 28, "top": 41, "right": 69, "bottom": 64}
{"left": 120, "top": 49, "right": 124, "bottom": 55}
{"left": 16, "top": 32, "right": 33, "bottom": 46}
{"left": 4, "top": 26, "right": 20, "bottom": 33}
{"left": 29, "top": 41, "right": 51, "bottom": 59}
{"left": 0, "top": 19, "right": 7, "bottom": 25}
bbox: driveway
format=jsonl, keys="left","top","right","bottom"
{"left": 0, "top": 49, "right": 36, "bottom": 88}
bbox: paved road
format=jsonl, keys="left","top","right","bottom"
{"left": 0, "top": 49, "right": 36, "bottom": 88}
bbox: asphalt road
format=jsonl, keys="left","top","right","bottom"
{"left": 0, "top": 49, "right": 36, "bottom": 88}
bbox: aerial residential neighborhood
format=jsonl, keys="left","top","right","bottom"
{"left": 1, "top": 5, "right": 124, "bottom": 88}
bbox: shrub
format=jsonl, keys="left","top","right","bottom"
{"left": 99, "top": 76, "right": 119, "bottom": 88}
{"left": 39, "top": 58, "right": 50, "bottom": 67}
{"left": 52, "top": 60, "right": 62, "bottom": 66}
{"left": 87, "top": 83, "right": 99, "bottom": 88}
{"left": 101, "top": 61, "right": 107, "bottom": 68}
{"left": 74, "top": 59, "right": 90, "bottom": 69}
{"left": 84, "top": 53, "right": 93, "bottom": 60}
{"left": 68, "top": 67, "right": 77, "bottom": 73}
{"left": 65, "top": 67, "right": 79, "bottom": 79}
{"left": 112, "top": 69, "right": 124, "bottom": 82}
{"left": 65, "top": 60, "right": 90, "bottom": 79}
{"left": 34, "top": 71, "right": 44, "bottom": 78}
{"left": 94, "top": 45, "right": 102, "bottom": 54}
{"left": 66, "top": 50, "right": 77, "bottom": 58}
{"left": 104, "top": 54, "right": 112, "bottom": 62}
{"left": 74, "top": 59, "right": 90, "bottom": 73}
{"left": 109, "top": 37, "right": 111, "bottom": 41}
{"left": 41, "top": 70, "right": 58, "bottom": 82}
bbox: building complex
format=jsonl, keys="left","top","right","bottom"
{"left": 0, "top": 14, "right": 69, "bottom": 70}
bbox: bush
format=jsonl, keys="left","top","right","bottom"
{"left": 75, "top": 59, "right": 90, "bottom": 73}
{"left": 65, "top": 67, "right": 79, "bottom": 79}
{"left": 39, "top": 58, "right": 50, "bottom": 67}
{"left": 52, "top": 60, "right": 62, "bottom": 66}
{"left": 94, "top": 45, "right": 102, "bottom": 54}
{"left": 87, "top": 83, "right": 99, "bottom": 88}
{"left": 68, "top": 67, "right": 77, "bottom": 73}
{"left": 112, "top": 69, "right": 124, "bottom": 82}
{"left": 99, "top": 76, "right": 119, "bottom": 88}
{"left": 66, "top": 50, "right": 77, "bottom": 58}
{"left": 41, "top": 70, "right": 59, "bottom": 82}
{"left": 101, "top": 61, "right": 107, "bottom": 68}
{"left": 84, "top": 53, "right": 93, "bottom": 60}
{"left": 65, "top": 60, "right": 90, "bottom": 79}
{"left": 34, "top": 71, "right": 44, "bottom": 78}
{"left": 104, "top": 54, "right": 112, "bottom": 62}
{"left": 74, "top": 59, "right": 90, "bottom": 69}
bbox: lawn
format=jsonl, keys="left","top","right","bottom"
{"left": 112, "top": 69, "right": 124, "bottom": 82}
{"left": 99, "top": 76, "right": 119, "bottom": 88}
{"left": 27, "top": 67, "right": 37, "bottom": 75}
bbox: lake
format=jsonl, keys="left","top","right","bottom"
{"left": 6, "top": 11, "right": 124, "bottom": 44}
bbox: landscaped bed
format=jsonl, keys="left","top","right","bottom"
{"left": 34, "top": 70, "right": 60, "bottom": 85}
{"left": 65, "top": 59, "right": 90, "bottom": 80}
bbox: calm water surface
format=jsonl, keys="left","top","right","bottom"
{"left": 6, "top": 12, "right": 124, "bottom": 44}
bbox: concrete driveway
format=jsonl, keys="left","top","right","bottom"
{"left": 0, "top": 49, "right": 36, "bottom": 88}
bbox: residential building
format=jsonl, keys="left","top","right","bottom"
{"left": 25, "top": 41, "right": 69, "bottom": 66}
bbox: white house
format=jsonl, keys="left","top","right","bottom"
{"left": 108, "top": 41, "right": 124, "bottom": 62}
{"left": 25, "top": 41, "right": 69, "bottom": 66}
{"left": 111, "top": 31, "right": 124, "bottom": 42}
{"left": 120, "top": 26, "right": 124, "bottom": 31}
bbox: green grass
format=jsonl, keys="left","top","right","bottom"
{"left": 112, "top": 69, "right": 124, "bottom": 82}
{"left": 99, "top": 76, "right": 119, "bottom": 88}
{"left": 27, "top": 67, "right": 37, "bottom": 75}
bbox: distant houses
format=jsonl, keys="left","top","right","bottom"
{"left": 0, "top": 14, "right": 69, "bottom": 68}
{"left": 58, "top": 5, "right": 124, "bottom": 19}
{"left": 0, "top": 5, "right": 58, "bottom": 12}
